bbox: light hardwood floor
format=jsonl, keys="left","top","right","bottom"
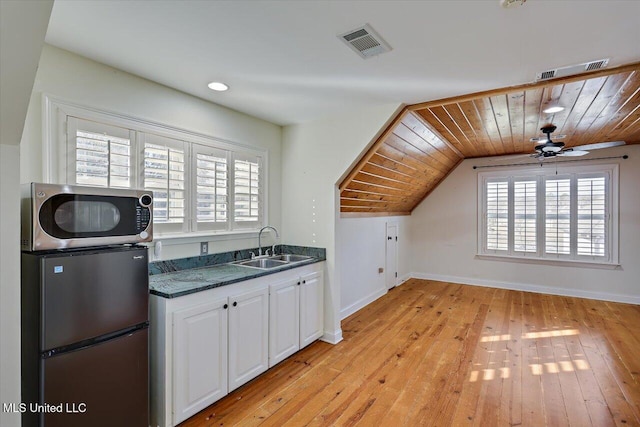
{"left": 180, "top": 279, "right": 640, "bottom": 426}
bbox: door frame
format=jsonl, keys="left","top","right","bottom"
{"left": 385, "top": 222, "right": 398, "bottom": 290}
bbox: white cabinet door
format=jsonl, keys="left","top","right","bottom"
{"left": 228, "top": 287, "right": 269, "bottom": 392}
{"left": 172, "top": 298, "right": 228, "bottom": 425}
{"left": 299, "top": 271, "right": 324, "bottom": 348}
{"left": 269, "top": 278, "right": 300, "bottom": 367}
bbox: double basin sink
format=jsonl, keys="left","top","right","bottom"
{"left": 230, "top": 254, "right": 313, "bottom": 270}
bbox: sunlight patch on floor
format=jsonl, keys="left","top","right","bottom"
{"left": 469, "top": 359, "right": 590, "bottom": 382}
{"left": 479, "top": 328, "right": 580, "bottom": 343}
{"left": 522, "top": 329, "right": 579, "bottom": 339}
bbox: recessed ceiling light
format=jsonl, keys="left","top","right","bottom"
{"left": 207, "top": 82, "right": 229, "bottom": 92}
{"left": 543, "top": 105, "right": 564, "bottom": 114}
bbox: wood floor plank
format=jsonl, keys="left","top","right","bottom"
{"left": 558, "top": 297, "right": 616, "bottom": 427}
{"left": 472, "top": 288, "right": 510, "bottom": 427}
{"left": 519, "top": 291, "right": 547, "bottom": 426}
{"left": 537, "top": 294, "right": 570, "bottom": 426}
{"left": 179, "top": 280, "right": 640, "bottom": 427}
{"left": 502, "top": 291, "right": 523, "bottom": 427}
{"left": 546, "top": 297, "right": 593, "bottom": 427}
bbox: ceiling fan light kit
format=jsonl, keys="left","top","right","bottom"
{"left": 542, "top": 104, "right": 565, "bottom": 114}
{"left": 540, "top": 144, "right": 563, "bottom": 153}
{"left": 531, "top": 124, "right": 626, "bottom": 160}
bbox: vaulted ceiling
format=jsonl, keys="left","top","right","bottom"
{"left": 340, "top": 62, "right": 640, "bottom": 216}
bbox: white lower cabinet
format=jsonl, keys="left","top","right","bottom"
{"left": 150, "top": 262, "right": 324, "bottom": 427}
{"left": 171, "top": 287, "right": 269, "bottom": 424}
{"left": 172, "top": 298, "right": 228, "bottom": 424}
{"left": 299, "top": 271, "right": 324, "bottom": 348}
{"left": 268, "top": 278, "right": 300, "bottom": 366}
{"left": 228, "top": 287, "right": 269, "bottom": 392}
{"left": 269, "top": 271, "right": 324, "bottom": 367}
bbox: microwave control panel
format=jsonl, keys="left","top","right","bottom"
{"left": 136, "top": 194, "right": 153, "bottom": 233}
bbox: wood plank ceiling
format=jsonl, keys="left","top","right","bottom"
{"left": 340, "top": 62, "right": 640, "bottom": 216}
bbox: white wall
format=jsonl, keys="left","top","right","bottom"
{"left": 0, "top": 0, "right": 53, "bottom": 147}
{"left": 0, "top": 145, "right": 22, "bottom": 427}
{"left": 408, "top": 145, "right": 640, "bottom": 303}
{"left": 281, "top": 103, "right": 402, "bottom": 342}
{"left": 1, "top": 2, "right": 53, "bottom": 426}
{"left": 338, "top": 215, "right": 411, "bottom": 319}
{"left": 20, "top": 45, "right": 283, "bottom": 260}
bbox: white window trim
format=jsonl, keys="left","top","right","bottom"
{"left": 43, "top": 94, "right": 269, "bottom": 240}
{"left": 477, "top": 163, "right": 619, "bottom": 267}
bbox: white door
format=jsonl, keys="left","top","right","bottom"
{"left": 299, "top": 271, "right": 324, "bottom": 348}
{"left": 386, "top": 223, "right": 398, "bottom": 290}
{"left": 269, "top": 278, "right": 300, "bottom": 367}
{"left": 172, "top": 298, "right": 228, "bottom": 425}
{"left": 228, "top": 287, "right": 269, "bottom": 391}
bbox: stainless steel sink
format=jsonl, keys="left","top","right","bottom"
{"left": 233, "top": 258, "right": 288, "bottom": 269}
{"left": 230, "top": 253, "right": 313, "bottom": 270}
{"left": 268, "top": 254, "right": 312, "bottom": 263}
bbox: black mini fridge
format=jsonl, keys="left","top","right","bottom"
{"left": 21, "top": 245, "right": 149, "bottom": 427}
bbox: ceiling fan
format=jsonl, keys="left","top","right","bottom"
{"left": 530, "top": 124, "right": 626, "bottom": 159}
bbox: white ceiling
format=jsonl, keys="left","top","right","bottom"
{"left": 45, "top": 0, "right": 640, "bottom": 126}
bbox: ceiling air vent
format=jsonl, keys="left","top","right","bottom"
{"left": 535, "top": 58, "right": 610, "bottom": 82}
{"left": 338, "top": 24, "right": 392, "bottom": 59}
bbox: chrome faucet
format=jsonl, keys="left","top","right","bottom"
{"left": 258, "top": 226, "right": 279, "bottom": 256}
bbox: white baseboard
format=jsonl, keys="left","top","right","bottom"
{"left": 396, "top": 273, "right": 412, "bottom": 286}
{"left": 321, "top": 329, "right": 343, "bottom": 345}
{"left": 409, "top": 272, "right": 640, "bottom": 305}
{"left": 340, "top": 287, "right": 387, "bottom": 320}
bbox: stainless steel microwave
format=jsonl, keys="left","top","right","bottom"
{"left": 21, "top": 183, "right": 153, "bottom": 251}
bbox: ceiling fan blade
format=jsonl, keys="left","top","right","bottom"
{"left": 558, "top": 150, "right": 589, "bottom": 157}
{"left": 572, "top": 141, "right": 626, "bottom": 151}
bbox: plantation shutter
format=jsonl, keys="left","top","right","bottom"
{"left": 545, "top": 178, "right": 571, "bottom": 255}
{"left": 67, "top": 117, "right": 134, "bottom": 188}
{"left": 513, "top": 180, "right": 537, "bottom": 253}
{"left": 577, "top": 176, "right": 607, "bottom": 257}
{"left": 485, "top": 180, "right": 508, "bottom": 251}
{"left": 233, "top": 152, "right": 262, "bottom": 228}
{"left": 142, "top": 133, "right": 187, "bottom": 233}
{"left": 193, "top": 144, "right": 229, "bottom": 231}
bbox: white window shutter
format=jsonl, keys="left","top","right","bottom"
{"left": 193, "top": 144, "right": 229, "bottom": 231}
{"left": 479, "top": 165, "right": 616, "bottom": 265}
{"left": 577, "top": 176, "right": 607, "bottom": 257}
{"left": 142, "top": 133, "right": 187, "bottom": 234}
{"left": 485, "top": 180, "right": 508, "bottom": 251}
{"left": 545, "top": 178, "right": 571, "bottom": 255}
{"left": 67, "top": 116, "right": 133, "bottom": 188}
{"left": 233, "top": 152, "right": 262, "bottom": 228}
{"left": 513, "top": 180, "right": 537, "bottom": 253}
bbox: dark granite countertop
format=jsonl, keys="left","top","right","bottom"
{"left": 149, "top": 245, "right": 325, "bottom": 299}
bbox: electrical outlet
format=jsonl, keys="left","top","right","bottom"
{"left": 200, "top": 242, "right": 208, "bottom": 255}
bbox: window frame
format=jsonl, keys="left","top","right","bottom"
{"left": 44, "top": 95, "right": 268, "bottom": 238}
{"left": 477, "top": 163, "right": 619, "bottom": 267}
